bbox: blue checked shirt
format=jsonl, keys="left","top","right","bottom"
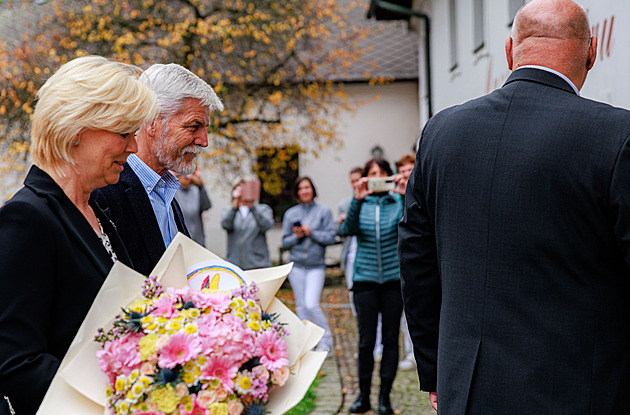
{"left": 127, "top": 154, "right": 180, "bottom": 248}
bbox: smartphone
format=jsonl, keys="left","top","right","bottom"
{"left": 367, "top": 177, "right": 395, "bottom": 192}
{"left": 240, "top": 179, "right": 261, "bottom": 201}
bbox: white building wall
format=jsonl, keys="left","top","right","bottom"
{"left": 201, "top": 81, "right": 420, "bottom": 262}
{"left": 417, "top": 0, "right": 629, "bottom": 127}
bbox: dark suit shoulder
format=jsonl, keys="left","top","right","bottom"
{"left": 0, "top": 187, "right": 58, "bottom": 239}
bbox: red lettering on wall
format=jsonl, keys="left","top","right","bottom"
{"left": 591, "top": 14, "right": 615, "bottom": 61}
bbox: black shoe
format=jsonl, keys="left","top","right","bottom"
{"left": 349, "top": 394, "right": 371, "bottom": 413}
{"left": 378, "top": 376, "right": 395, "bottom": 414}
{"left": 377, "top": 395, "right": 394, "bottom": 415}
{"left": 349, "top": 377, "right": 372, "bottom": 413}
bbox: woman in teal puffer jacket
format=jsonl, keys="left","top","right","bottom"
{"left": 340, "top": 158, "right": 405, "bottom": 415}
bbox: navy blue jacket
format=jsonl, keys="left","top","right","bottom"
{"left": 92, "top": 163, "right": 189, "bottom": 276}
{"left": 399, "top": 68, "right": 630, "bottom": 414}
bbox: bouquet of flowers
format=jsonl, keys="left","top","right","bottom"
{"left": 35, "top": 234, "right": 326, "bottom": 415}
{"left": 95, "top": 276, "right": 290, "bottom": 415}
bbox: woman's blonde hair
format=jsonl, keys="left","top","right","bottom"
{"left": 31, "top": 56, "right": 157, "bottom": 176}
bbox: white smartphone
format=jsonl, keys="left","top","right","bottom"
{"left": 367, "top": 177, "right": 395, "bottom": 192}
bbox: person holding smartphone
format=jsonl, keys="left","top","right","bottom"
{"left": 221, "top": 178, "right": 274, "bottom": 270}
{"left": 281, "top": 176, "right": 337, "bottom": 353}
{"left": 339, "top": 158, "right": 406, "bottom": 414}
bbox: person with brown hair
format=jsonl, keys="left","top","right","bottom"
{"left": 282, "top": 176, "right": 337, "bottom": 353}
{"left": 340, "top": 158, "right": 406, "bottom": 414}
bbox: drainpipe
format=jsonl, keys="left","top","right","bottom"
{"left": 368, "top": 0, "right": 433, "bottom": 119}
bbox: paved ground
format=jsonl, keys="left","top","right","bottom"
{"left": 281, "top": 275, "right": 435, "bottom": 414}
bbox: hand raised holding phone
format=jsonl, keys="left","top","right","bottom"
{"left": 292, "top": 220, "right": 305, "bottom": 238}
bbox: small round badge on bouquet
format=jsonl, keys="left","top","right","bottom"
{"left": 186, "top": 260, "right": 250, "bottom": 291}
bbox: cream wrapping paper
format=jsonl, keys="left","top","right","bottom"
{"left": 36, "top": 233, "right": 327, "bottom": 415}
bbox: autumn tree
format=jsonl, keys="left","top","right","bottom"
{"left": 0, "top": 0, "right": 375, "bottom": 196}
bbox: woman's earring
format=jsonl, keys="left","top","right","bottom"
{"left": 72, "top": 139, "right": 79, "bottom": 146}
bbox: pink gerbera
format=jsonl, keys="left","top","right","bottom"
{"left": 158, "top": 332, "right": 202, "bottom": 369}
{"left": 201, "top": 355, "right": 238, "bottom": 392}
{"left": 255, "top": 330, "right": 289, "bottom": 371}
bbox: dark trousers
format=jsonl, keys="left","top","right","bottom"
{"left": 353, "top": 280, "right": 404, "bottom": 380}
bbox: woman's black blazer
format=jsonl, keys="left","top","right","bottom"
{"left": 0, "top": 165, "right": 132, "bottom": 415}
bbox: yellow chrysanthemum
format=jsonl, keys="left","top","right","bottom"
{"left": 235, "top": 307, "right": 245, "bottom": 315}
{"left": 157, "top": 327, "right": 167, "bottom": 335}
{"left": 249, "top": 312, "right": 261, "bottom": 321}
{"left": 105, "top": 386, "right": 114, "bottom": 397}
{"left": 235, "top": 312, "right": 246, "bottom": 320}
{"left": 115, "top": 377, "right": 126, "bottom": 392}
{"left": 185, "top": 324, "right": 197, "bottom": 334}
{"left": 157, "top": 316, "right": 168, "bottom": 324}
{"left": 129, "top": 369, "right": 140, "bottom": 382}
{"left": 197, "top": 356, "right": 207, "bottom": 365}
{"left": 209, "top": 378, "right": 220, "bottom": 388}
{"left": 141, "top": 315, "right": 153, "bottom": 325}
{"left": 135, "top": 403, "right": 150, "bottom": 411}
{"left": 184, "top": 361, "right": 195, "bottom": 371}
{"left": 150, "top": 384, "right": 179, "bottom": 413}
{"left": 262, "top": 321, "right": 272, "bottom": 330}
{"left": 236, "top": 298, "right": 245, "bottom": 307}
{"left": 208, "top": 402, "right": 228, "bottom": 415}
{"left": 140, "top": 376, "right": 152, "bottom": 388}
{"left": 185, "top": 308, "right": 200, "bottom": 319}
{"left": 248, "top": 320, "right": 261, "bottom": 331}
{"left": 247, "top": 299, "right": 257, "bottom": 309}
{"left": 181, "top": 396, "right": 194, "bottom": 412}
{"left": 182, "top": 372, "right": 196, "bottom": 385}
{"left": 168, "top": 321, "right": 182, "bottom": 331}
{"left": 116, "top": 401, "right": 129, "bottom": 415}
{"left": 131, "top": 381, "right": 145, "bottom": 397}
{"left": 238, "top": 375, "right": 252, "bottom": 391}
{"left": 128, "top": 298, "right": 148, "bottom": 309}
{"left": 139, "top": 333, "right": 159, "bottom": 360}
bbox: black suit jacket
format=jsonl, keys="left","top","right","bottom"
{"left": 92, "top": 163, "right": 189, "bottom": 276}
{"left": 399, "top": 68, "right": 630, "bottom": 414}
{"left": 0, "top": 165, "right": 132, "bottom": 415}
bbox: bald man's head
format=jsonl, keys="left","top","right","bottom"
{"left": 506, "top": 0, "right": 596, "bottom": 90}
{"left": 512, "top": 0, "right": 590, "bottom": 45}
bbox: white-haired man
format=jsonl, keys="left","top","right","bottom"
{"left": 93, "top": 63, "right": 223, "bottom": 276}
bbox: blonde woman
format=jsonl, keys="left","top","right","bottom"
{"left": 0, "top": 56, "right": 157, "bottom": 415}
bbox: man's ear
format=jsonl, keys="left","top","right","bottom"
{"left": 505, "top": 36, "right": 514, "bottom": 70}
{"left": 586, "top": 36, "right": 597, "bottom": 71}
{"left": 145, "top": 121, "right": 157, "bottom": 138}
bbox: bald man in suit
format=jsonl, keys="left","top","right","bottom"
{"left": 399, "top": 0, "right": 630, "bottom": 413}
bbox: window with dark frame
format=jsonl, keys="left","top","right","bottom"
{"left": 254, "top": 146, "right": 300, "bottom": 223}
{"left": 473, "top": 0, "right": 485, "bottom": 52}
{"left": 449, "top": 0, "right": 459, "bottom": 71}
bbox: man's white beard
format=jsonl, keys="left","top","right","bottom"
{"left": 155, "top": 133, "right": 202, "bottom": 175}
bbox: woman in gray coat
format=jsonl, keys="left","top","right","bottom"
{"left": 221, "top": 179, "right": 274, "bottom": 270}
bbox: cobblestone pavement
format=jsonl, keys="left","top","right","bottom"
{"left": 308, "top": 284, "right": 435, "bottom": 415}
